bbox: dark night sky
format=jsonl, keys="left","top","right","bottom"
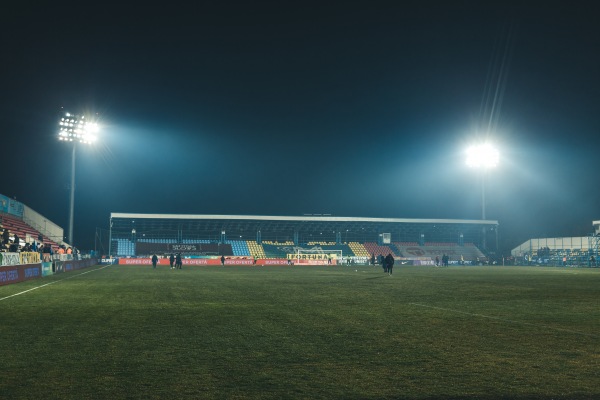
{"left": 1, "top": 2, "right": 598, "bottom": 252}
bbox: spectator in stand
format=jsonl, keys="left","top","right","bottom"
{"left": 9, "top": 234, "right": 19, "bottom": 252}
{"left": 67, "top": 247, "right": 73, "bottom": 255}
{"left": 58, "top": 246, "right": 65, "bottom": 255}
{"left": 42, "top": 244, "right": 52, "bottom": 262}
{"left": 2, "top": 228, "right": 9, "bottom": 247}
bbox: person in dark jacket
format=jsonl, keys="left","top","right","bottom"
{"left": 176, "top": 253, "right": 182, "bottom": 269}
{"left": 151, "top": 254, "right": 158, "bottom": 269}
{"left": 385, "top": 253, "right": 395, "bottom": 276}
{"left": 169, "top": 253, "right": 175, "bottom": 269}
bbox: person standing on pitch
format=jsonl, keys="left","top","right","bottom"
{"left": 176, "top": 253, "right": 182, "bottom": 269}
{"left": 386, "top": 253, "right": 394, "bottom": 275}
{"left": 221, "top": 255, "right": 225, "bottom": 266}
{"left": 151, "top": 254, "right": 158, "bottom": 269}
{"left": 379, "top": 254, "right": 386, "bottom": 273}
{"left": 169, "top": 253, "right": 175, "bottom": 269}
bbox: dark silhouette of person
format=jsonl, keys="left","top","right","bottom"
{"left": 151, "top": 254, "right": 158, "bottom": 269}
{"left": 221, "top": 255, "right": 225, "bottom": 266}
{"left": 169, "top": 253, "right": 175, "bottom": 269}
{"left": 385, "top": 253, "right": 395, "bottom": 275}
{"left": 2, "top": 229, "right": 9, "bottom": 246}
{"left": 176, "top": 253, "right": 182, "bottom": 269}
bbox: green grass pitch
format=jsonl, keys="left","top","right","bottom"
{"left": 1, "top": 264, "right": 598, "bottom": 399}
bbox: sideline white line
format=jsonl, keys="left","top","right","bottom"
{"left": 409, "top": 302, "right": 599, "bottom": 338}
{"left": 0, "top": 265, "right": 110, "bottom": 302}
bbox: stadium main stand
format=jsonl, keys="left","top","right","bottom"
{"left": 107, "top": 213, "right": 498, "bottom": 261}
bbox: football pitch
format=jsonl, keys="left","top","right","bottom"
{"left": 1, "top": 264, "right": 598, "bottom": 399}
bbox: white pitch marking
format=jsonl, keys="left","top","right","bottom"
{"left": 0, "top": 265, "right": 110, "bottom": 302}
{"left": 409, "top": 302, "right": 599, "bottom": 338}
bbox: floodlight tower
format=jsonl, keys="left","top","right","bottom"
{"left": 58, "top": 112, "right": 98, "bottom": 246}
{"left": 466, "top": 143, "right": 499, "bottom": 249}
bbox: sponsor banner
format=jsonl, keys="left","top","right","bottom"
{"left": 0, "top": 263, "right": 42, "bottom": 286}
{"left": 119, "top": 258, "right": 255, "bottom": 266}
{"left": 260, "top": 259, "right": 290, "bottom": 265}
{"left": 0, "top": 252, "right": 21, "bottom": 266}
{"left": 54, "top": 259, "right": 98, "bottom": 274}
{"left": 293, "top": 259, "right": 337, "bottom": 265}
{"left": 41, "top": 262, "right": 53, "bottom": 277}
{"left": 339, "top": 256, "right": 370, "bottom": 265}
{"left": 287, "top": 253, "right": 339, "bottom": 260}
{"left": 54, "top": 261, "right": 64, "bottom": 274}
{"left": 118, "top": 257, "right": 339, "bottom": 266}
{"left": 448, "top": 260, "right": 474, "bottom": 265}
{"left": 411, "top": 260, "right": 435, "bottom": 266}
{"left": 401, "top": 247, "right": 465, "bottom": 258}
{"left": 170, "top": 244, "right": 199, "bottom": 252}
{"left": 20, "top": 252, "right": 40, "bottom": 265}
{"left": 100, "top": 258, "right": 119, "bottom": 264}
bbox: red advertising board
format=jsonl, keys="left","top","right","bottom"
{"left": 118, "top": 258, "right": 338, "bottom": 266}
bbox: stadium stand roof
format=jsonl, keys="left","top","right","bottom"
{"left": 110, "top": 213, "right": 498, "bottom": 247}
{"left": 111, "top": 213, "right": 498, "bottom": 225}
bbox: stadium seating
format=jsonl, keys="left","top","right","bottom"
{"left": 363, "top": 242, "right": 399, "bottom": 257}
{"left": 246, "top": 241, "right": 266, "bottom": 258}
{"left": 348, "top": 242, "right": 370, "bottom": 257}
{"left": 227, "top": 240, "right": 251, "bottom": 256}
{"left": 115, "top": 239, "right": 135, "bottom": 256}
{"left": 263, "top": 241, "right": 294, "bottom": 246}
{"left": 182, "top": 239, "right": 211, "bottom": 244}
{"left": 0, "top": 213, "right": 61, "bottom": 250}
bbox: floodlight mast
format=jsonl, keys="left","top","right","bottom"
{"left": 58, "top": 113, "right": 98, "bottom": 246}
{"left": 466, "top": 143, "right": 499, "bottom": 250}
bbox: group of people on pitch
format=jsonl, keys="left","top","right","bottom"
{"left": 150, "top": 253, "right": 182, "bottom": 269}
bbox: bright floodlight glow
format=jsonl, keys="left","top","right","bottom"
{"left": 466, "top": 143, "right": 499, "bottom": 168}
{"left": 58, "top": 113, "right": 99, "bottom": 144}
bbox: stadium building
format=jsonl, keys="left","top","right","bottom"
{"left": 108, "top": 213, "right": 499, "bottom": 264}
{"left": 509, "top": 220, "right": 600, "bottom": 266}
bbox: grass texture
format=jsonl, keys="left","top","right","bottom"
{"left": 1, "top": 264, "right": 598, "bottom": 399}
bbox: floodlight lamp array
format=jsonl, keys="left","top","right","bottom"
{"left": 58, "top": 114, "right": 98, "bottom": 144}
{"left": 466, "top": 143, "right": 499, "bottom": 169}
